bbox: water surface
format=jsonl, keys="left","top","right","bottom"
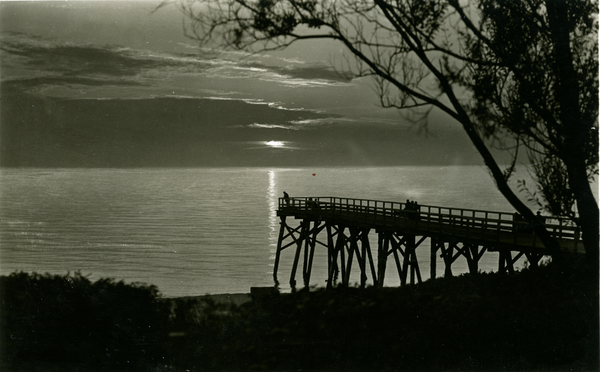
{"left": 1, "top": 166, "right": 542, "bottom": 296}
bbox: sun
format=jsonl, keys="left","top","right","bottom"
{"left": 265, "top": 140, "right": 285, "bottom": 148}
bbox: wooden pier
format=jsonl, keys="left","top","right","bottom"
{"left": 273, "top": 197, "right": 582, "bottom": 289}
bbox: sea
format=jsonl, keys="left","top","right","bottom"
{"left": 0, "top": 166, "right": 554, "bottom": 297}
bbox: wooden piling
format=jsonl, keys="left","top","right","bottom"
{"left": 273, "top": 216, "right": 286, "bottom": 284}
{"left": 430, "top": 237, "right": 438, "bottom": 280}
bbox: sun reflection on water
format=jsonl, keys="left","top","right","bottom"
{"left": 267, "top": 170, "right": 278, "bottom": 264}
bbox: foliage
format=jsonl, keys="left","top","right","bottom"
{"left": 517, "top": 157, "right": 577, "bottom": 219}
{"left": 0, "top": 271, "right": 170, "bottom": 371}
{"left": 463, "top": 0, "right": 599, "bottom": 220}
{"left": 163, "top": 262, "right": 598, "bottom": 371}
{"left": 1, "top": 265, "right": 597, "bottom": 371}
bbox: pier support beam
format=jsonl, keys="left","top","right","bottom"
{"left": 525, "top": 252, "right": 544, "bottom": 269}
{"left": 440, "top": 241, "right": 456, "bottom": 277}
{"left": 377, "top": 231, "right": 423, "bottom": 287}
{"left": 464, "top": 244, "right": 487, "bottom": 274}
{"left": 340, "top": 227, "right": 375, "bottom": 288}
{"left": 430, "top": 238, "right": 438, "bottom": 280}
{"left": 273, "top": 216, "right": 305, "bottom": 286}
{"left": 437, "top": 240, "right": 488, "bottom": 277}
{"left": 273, "top": 216, "right": 286, "bottom": 285}
{"left": 498, "top": 250, "right": 532, "bottom": 274}
{"left": 498, "top": 250, "right": 516, "bottom": 274}
{"left": 326, "top": 224, "right": 338, "bottom": 289}
{"left": 279, "top": 219, "right": 328, "bottom": 290}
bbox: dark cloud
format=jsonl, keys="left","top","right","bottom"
{"left": 1, "top": 32, "right": 354, "bottom": 92}
{"left": 1, "top": 33, "right": 175, "bottom": 78}
{"left": 244, "top": 61, "right": 354, "bottom": 84}
{"left": 2, "top": 77, "right": 145, "bottom": 90}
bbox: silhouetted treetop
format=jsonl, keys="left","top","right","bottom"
{"left": 174, "top": 0, "right": 598, "bottom": 263}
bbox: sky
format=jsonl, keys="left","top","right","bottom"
{"left": 0, "top": 0, "right": 486, "bottom": 167}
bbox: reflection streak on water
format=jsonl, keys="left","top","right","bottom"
{"left": 268, "top": 170, "right": 278, "bottom": 263}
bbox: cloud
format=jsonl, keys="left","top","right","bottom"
{"left": 1, "top": 32, "right": 355, "bottom": 98}
{"left": 202, "top": 97, "right": 316, "bottom": 115}
{"left": 247, "top": 123, "right": 300, "bottom": 130}
{"left": 238, "top": 118, "right": 340, "bottom": 131}
{"left": 244, "top": 141, "right": 301, "bottom": 150}
{"left": 1, "top": 35, "right": 155, "bottom": 77}
{"left": 238, "top": 116, "right": 403, "bottom": 132}
{"left": 281, "top": 57, "right": 306, "bottom": 64}
{"left": 287, "top": 118, "right": 349, "bottom": 127}
{"left": 276, "top": 64, "right": 354, "bottom": 84}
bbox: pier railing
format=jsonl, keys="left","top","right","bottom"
{"left": 278, "top": 196, "right": 581, "bottom": 251}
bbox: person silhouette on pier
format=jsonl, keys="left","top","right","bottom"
{"left": 413, "top": 201, "right": 420, "bottom": 221}
{"left": 513, "top": 212, "right": 522, "bottom": 232}
{"left": 536, "top": 211, "right": 546, "bottom": 226}
{"left": 404, "top": 199, "right": 419, "bottom": 220}
{"left": 283, "top": 191, "right": 290, "bottom": 206}
{"left": 403, "top": 200, "right": 411, "bottom": 219}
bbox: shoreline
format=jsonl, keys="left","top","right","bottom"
{"left": 165, "top": 292, "right": 253, "bottom": 306}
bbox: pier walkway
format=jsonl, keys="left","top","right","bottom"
{"left": 274, "top": 197, "right": 582, "bottom": 289}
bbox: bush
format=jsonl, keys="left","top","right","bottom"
{"left": 166, "top": 263, "right": 599, "bottom": 371}
{"left": 2, "top": 262, "right": 597, "bottom": 371}
{"left": 0, "top": 271, "right": 170, "bottom": 371}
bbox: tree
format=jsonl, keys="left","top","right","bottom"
{"left": 173, "top": 0, "right": 598, "bottom": 264}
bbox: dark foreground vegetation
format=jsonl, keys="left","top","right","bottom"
{"left": 1, "top": 260, "right": 598, "bottom": 371}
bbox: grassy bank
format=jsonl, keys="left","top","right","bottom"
{"left": 1, "top": 260, "right": 598, "bottom": 371}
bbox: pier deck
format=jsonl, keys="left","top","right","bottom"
{"left": 274, "top": 197, "right": 582, "bottom": 289}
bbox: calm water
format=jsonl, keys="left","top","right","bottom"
{"left": 1, "top": 166, "right": 536, "bottom": 297}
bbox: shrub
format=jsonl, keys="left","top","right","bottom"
{"left": 166, "top": 263, "right": 599, "bottom": 371}
{"left": 0, "top": 271, "right": 170, "bottom": 371}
